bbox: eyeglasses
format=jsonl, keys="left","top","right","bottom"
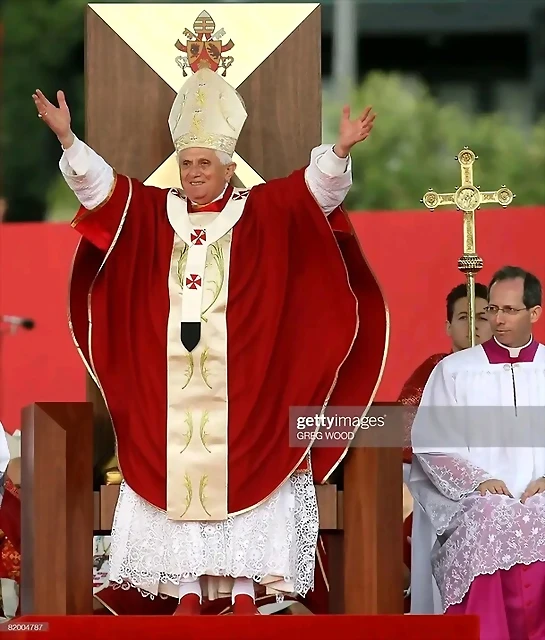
{"left": 484, "top": 305, "right": 529, "bottom": 316}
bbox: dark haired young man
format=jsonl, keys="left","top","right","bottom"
{"left": 399, "top": 281, "right": 491, "bottom": 462}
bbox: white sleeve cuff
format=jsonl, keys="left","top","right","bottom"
{"left": 60, "top": 136, "right": 89, "bottom": 177}
{"left": 305, "top": 144, "right": 353, "bottom": 215}
{"left": 315, "top": 146, "right": 350, "bottom": 176}
{"left": 58, "top": 136, "right": 116, "bottom": 209}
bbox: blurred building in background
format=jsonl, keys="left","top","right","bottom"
{"left": 326, "top": 0, "right": 545, "bottom": 127}
{"left": 224, "top": 0, "right": 545, "bottom": 125}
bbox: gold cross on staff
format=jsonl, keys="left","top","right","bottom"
{"left": 420, "top": 147, "right": 516, "bottom": 347}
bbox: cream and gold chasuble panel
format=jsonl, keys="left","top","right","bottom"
{"left": 165, "top": 191, "right": 247, "bottom": 521}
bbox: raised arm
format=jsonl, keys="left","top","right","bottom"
{"left": 305, "top": 105, "right": 375, "bottom": 215}
{"left": 33, "top": 89, "right": 114, "bottom": 210}
{"left": 33, "top": 89, "right": 131, "bottom": 251}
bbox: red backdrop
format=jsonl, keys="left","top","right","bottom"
{"left": 1, "top": 205, "right": 544, "bottom": 433}
{"left": 0, "top": 223, "right": 83, "bottom": 433}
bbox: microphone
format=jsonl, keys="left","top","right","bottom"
{"left": 1, "top": 315, "right": 35, "bottom": 330}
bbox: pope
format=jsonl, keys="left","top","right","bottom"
{"left": 33, "top": 68, "right": 387, "bottom": 615}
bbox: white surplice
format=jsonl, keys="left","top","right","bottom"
{"left": 409, "top": 337, "right": 545, "bottom": 611}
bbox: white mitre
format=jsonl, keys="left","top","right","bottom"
{"left": 168, "top": 67, "right": 247, "bottom": 157}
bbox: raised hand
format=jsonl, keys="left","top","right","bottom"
{"left": 334, "top": 105, "right": 376, "bottom": 157}
{"left": 32, "top": 89, "right": 74, "bottom": 148}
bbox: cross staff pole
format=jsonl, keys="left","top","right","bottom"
{"left": 421, "top": 147, "right": 515, "bottom": 347}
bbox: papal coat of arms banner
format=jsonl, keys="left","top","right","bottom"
{"left": 88, "top": 3, "right": 318, "bottom": 189}
{"left": 175, "top": 11, "right": 235, "bottom": 76}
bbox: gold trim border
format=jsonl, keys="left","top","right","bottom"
{"left": 70, "top": 172, "right": 119, "bottom": 228}
{"left": 321, "top": 211, "right": 390, "bottom": 484}
{"left": 93, "top": 592, "right": 118, "bottom": 616}
{"left": 67, "top": 239, "right": 101, "bottom": 389}
{"left": 69, "top": 176, "right": 134, "bottom": 485}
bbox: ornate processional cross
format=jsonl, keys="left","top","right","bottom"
{"left": 421, "top": 147, "right": 515, "bottom": 347}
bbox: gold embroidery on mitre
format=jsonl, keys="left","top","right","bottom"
{"left": 174, "top": 132, "right": 238, "bottom": 156}
{"left": 168, "top": 67, "right": 247, "bottom": 156}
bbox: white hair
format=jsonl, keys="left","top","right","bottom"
{"left": 215, "top": 150, "right": 234, "bottom": 165}
{"left": 176, "top": 148, "right": 234, "bottom": 167}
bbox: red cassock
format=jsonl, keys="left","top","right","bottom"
{"left": 70, "top": 167, "right": 388, "bottom": 515}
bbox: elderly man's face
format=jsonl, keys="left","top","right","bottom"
{"left": 179, "top": 148, "right": 236, "bottom": 205}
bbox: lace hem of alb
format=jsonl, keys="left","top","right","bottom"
{"left": 108, "top": 471, "right": 319, "bottom": 600}
{"left": 432, "top": 493, "right": 545, "bottom": 611}
{"left": 413, "top": 453, "right": 492, "bottom": 535}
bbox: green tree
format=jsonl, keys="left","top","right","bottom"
{"left": 2, "top": 0, "right": 87, "bottom": 222}
{"left": 323, "top": 72, "right": 545, "bottom": 211}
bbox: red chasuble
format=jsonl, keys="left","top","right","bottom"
{"left": 69, "top": 167, "right": 388, "bottom": 516}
